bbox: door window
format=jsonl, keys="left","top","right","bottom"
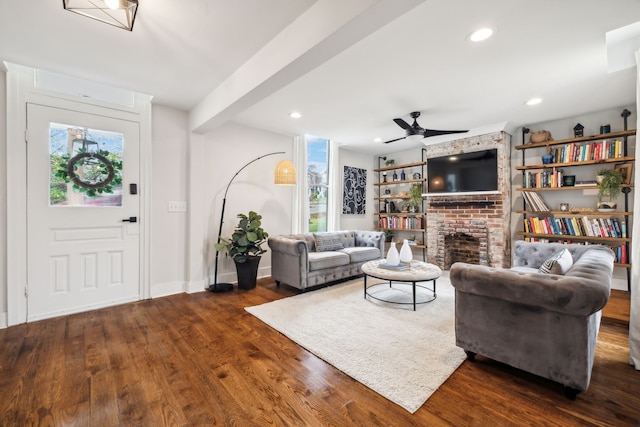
{"left": 49, "top": 123, "right": 124, "bottom": 207}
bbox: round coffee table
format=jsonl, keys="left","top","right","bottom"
{"left": 361, "top": 259, "right": 442, "bottom": 310}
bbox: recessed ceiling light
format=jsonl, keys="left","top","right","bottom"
{"left": 468, "top": 27, "right": 495, "bottom": 42}
{"left": 526, "top": 97, "right": 543, "bottom": 106}
{"left": 373, "top": 137, "right": 382, "bottom": 143}
{"left": 289, "top": 111, "right": 302, "bottom": 119}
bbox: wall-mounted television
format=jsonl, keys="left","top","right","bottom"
{"left": 426, "top": 149, "right": 498, "bottom": 194}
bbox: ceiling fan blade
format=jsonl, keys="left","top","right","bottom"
{"left": 383, "top": 136, "right": 406, "bottom": 144}
{"left": 424, "top": 129, "right": 468, "bottom": 138}
{"left": 393, "top": 118, "right": 412, "bottom": 130}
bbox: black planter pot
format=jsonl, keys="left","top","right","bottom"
{"left": 234, "top": 256, "right": 261, "bottom": 290}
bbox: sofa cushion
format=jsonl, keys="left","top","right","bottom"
{"left": 339, "top": 246, "right": 381, "bottom": 263}
{"left": 538, "top": 248, "right": 573, "bottom": 275}
{"left": 308, "top": 251, "right": 350, "bottom": 271}
{"left": 314, "top": 233, "right": 344, "bottom": 252}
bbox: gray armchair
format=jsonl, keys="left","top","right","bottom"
{"left": 450, "top": 241, "right": 614, "bottom": 399}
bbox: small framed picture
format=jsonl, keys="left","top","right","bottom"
{"left": 614, "top": 162, "right": 634, "bottom": 185}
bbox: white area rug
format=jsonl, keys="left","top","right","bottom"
{"left": 245, "top": 273, "right": 466, "bottom": 413}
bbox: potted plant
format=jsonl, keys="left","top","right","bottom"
{"left": 596, "top": 167, "right": 609, "bottom": 184}
{"left": 407, "top": 182, "right": 423, "bottom": 213}
{"left": 596, "top": 169, "right": 624, "bottom": 211}
{"left": 215, "top": 211, "right": 268, "bottom": 289}
{"left": 385, "top": 158, "right": 395, "bottom": 166}
{"left": 384, "top": 229, "right": 393, "bottom": 242}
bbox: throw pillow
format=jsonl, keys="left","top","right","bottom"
{"left": 315, "top": 235, "right": 344, "bottom": 252}
{"left": 538, "top": 248, "right": 573, "bottom": 275}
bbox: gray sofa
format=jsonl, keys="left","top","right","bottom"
{"left": 268, "top": 230, "right": 385, "bottom": 290}
{"left": 450, "top": 241, "right": 614, "bottom": 399}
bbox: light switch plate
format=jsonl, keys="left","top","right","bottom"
{"left": 168, "top": 201, "right": 187, "bottom": 212}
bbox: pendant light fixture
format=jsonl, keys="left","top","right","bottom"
{"left": 63, "top": 0, "right": 139, "bottom": 31}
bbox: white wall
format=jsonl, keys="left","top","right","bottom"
{"left": 0, "top": 69, "right": 7, "bottom": 326}
{"left": 339, "top": 147, "right": 376, "bottom": 231}
{"left": 201, "top": 122, "right": 294, "bottom": 285}
{"left": 511, "top": 105, "right": 637, "bottom": 291}
{"left": 150, "top": 105, "right": 190, "bottom": 297}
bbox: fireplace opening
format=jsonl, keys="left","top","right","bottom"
{"left": 443, "top": 232, "right": 480, "bottom": 269}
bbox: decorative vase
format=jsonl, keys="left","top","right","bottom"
{"left": 386, "top": 242, "right": 400, "bottom": 266}
{"left": 597, "top": 199, "right": 617, "bottom": 212}
{"left": 234, "top": 255, "right": 261, "bottom": 290}
{"left": 399, "top": 239, "right": 412, "bottom": 265}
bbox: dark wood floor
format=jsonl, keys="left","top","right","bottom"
{"left": 1, "top": 278, "right": 638, "bottom": 426}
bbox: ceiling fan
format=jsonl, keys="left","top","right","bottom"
{"left": 383, "top": 111, "right": 468, "bottom": 144}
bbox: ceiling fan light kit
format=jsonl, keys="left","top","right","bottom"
{"left": 63, "top": 0, "right": 138, "bottom": 31}
{"left": 383, "top": 111, "right": 468, "bottom": 144}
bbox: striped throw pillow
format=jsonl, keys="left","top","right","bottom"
{"left": 538, "top": 248, "right": 573, "bottom": 275}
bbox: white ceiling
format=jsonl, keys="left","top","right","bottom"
{"left": 1, "top": 0, "right": 639, "bottom": 154}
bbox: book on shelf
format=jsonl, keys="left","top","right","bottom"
{"left": 523, "top": 215, "right": 625, "bottom": 239}
{"left": 549, "top": 139, "right": 623, "bottom": 163}
{"left": 522, "top": 191, "right": 550, "bottom": 212}
{"left": 523, "top": 168, "right": 564, "bottom": 189}
{"left": 378, "top": 215, "right": 423, "bottom": 230}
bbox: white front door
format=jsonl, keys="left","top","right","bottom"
{"left": 26, "top": 103, "right": 141, "bottom": 321}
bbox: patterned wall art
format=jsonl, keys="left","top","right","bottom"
{"left": 343, "top": 166, "right": 366, "bottom": 214}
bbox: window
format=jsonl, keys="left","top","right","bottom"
{"left": 49, "top": 123, "right": 124, "bottom": 207}
{"left": 306, "top": 135, "right": 329, "bottom": 232}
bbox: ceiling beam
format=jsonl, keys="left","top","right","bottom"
{"left": 189, "top": 0, "right": 425, "bottom": 134}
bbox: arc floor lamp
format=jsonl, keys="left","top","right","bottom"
{"left": 210, "top": 152, "right": 296, "bottom": 292}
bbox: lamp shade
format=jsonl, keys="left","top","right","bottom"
{"left": 274, "top": 160, "right": 296, "bottom": 185}
{"left": 63, "top": 0, "right": 138, "bottom": 31}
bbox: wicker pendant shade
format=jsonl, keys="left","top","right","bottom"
{"left": 274, "top": 159, "right": 296, "bottom": 185}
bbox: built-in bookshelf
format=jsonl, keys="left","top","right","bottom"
{"left": 516, "top": 109, "right": 635, "bottom": 290}
{"left": 374, "top": 150, "right": 427, "bottom": 259}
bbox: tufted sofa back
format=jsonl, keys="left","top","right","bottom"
{"left": 512, "top": 241, "right": 613, "bottom": 270}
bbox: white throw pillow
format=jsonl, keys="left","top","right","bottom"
{"left": 538, "top": 248, "right": 573, "bottom": 275}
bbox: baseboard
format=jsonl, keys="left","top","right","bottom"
{"left": 187, "top": 279, "right": 207, "bottom": 294}
{"left": 0, "top": 312, "right": 7, "bottom": 329}
{"left": 151, "top": 281, "right": 188, "bottom": 298}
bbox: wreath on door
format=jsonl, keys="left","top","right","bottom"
{"left": 55, "top": 149, "right": 123, "bottom": 197}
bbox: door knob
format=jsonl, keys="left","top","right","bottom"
{"left": 122, "top": 217, "right": 137, "bottom": 223}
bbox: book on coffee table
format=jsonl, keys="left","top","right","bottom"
{"left": 378, "top": 262, "right": 411, "bottom": 270}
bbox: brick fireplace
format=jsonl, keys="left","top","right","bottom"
{"left": 425, "top": 131, "right": 511, "bottom": 269}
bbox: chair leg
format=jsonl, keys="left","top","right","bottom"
{"left": 464, "top": 350, "right": 476, "bottom": 361}
{"left": 564, "top": 386, "right": 580, "bottom": 400}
